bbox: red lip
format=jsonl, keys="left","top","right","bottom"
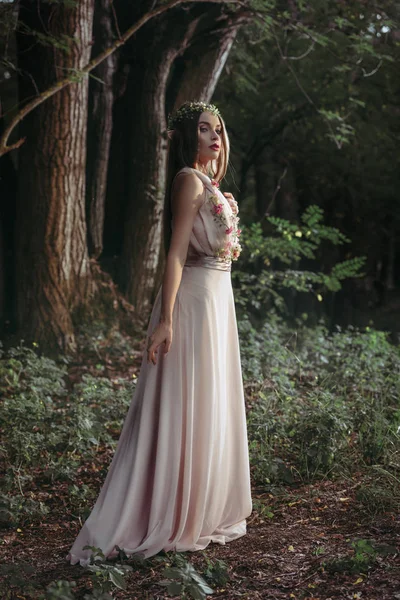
{"left": 209, "top": 144, "right": 220, "bottom": 150}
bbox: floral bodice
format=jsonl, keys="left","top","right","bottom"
{"left": 172, "top": 167, "right": 242, "bottom": 270}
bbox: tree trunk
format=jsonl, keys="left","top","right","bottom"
{"left": 86, "top": 0, "right": 117, "bottom": 259}
{"left": 16, "top": 0, "right": 95, "bottom": 354}
{"left": 121, "top": 16, "right": 187, "bottom": 314}
{"left": 122, "top": 8, "right": 247, "bottom": 317}
{"left": 0, "top": 146, "right": 17, "bottom": 335}
{"left": 100, "top": 0, "right": 171, "bottom": 277}
{"left": 0, "top": 3, "right": 18, "bottom": 335}
{"left": 168, "top": 7, "right": 245, "bottom": 111}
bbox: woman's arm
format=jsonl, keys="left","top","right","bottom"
{"left": 147, "top": 172, "right": 205, "bottom": 365}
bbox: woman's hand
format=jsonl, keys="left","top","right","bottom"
{"left": 147, "top": 321, "right": 173, "bottom": 365}
{"left": 223, "top": 192, "right": 239, "bottom": 215}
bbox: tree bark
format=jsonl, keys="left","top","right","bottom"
{"left": 16, "top": 0, "right": 95, "bottom": 354}
{"left": 168, "top": 7, "right": 246, "bottom": 111}
{"left": 0, "top": 146, "right": 17, "bottom": 335}
{"left": 0, "top": 3, "right": 18, "bottom": 335}
{"left": 121, "top": 13, "right": 196, "bottom": 314}
{"left": 122, "top": 7, "right": 247, "bottom": 317}
{"left": 86, "top": 0, "right": 118, "bottom": 259}
{"left": 1, "top": 0, "right": 246, "bottom": 156}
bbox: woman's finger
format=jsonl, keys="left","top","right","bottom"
{"left": 222, "top": 192, "right": 238, "bottom": 212}
{"left": 228, "top": 200, "right": 238, "bottom": 215}
{"left": 146, "top": 325, "right": 172, "bottom": 364}
{"left": 223, "top": 192, "right": 236, "bottom": 202}
{"left": 147, "top": 340, "right": 157, "bottom": 365}
{"left": 151, "top": 348, "right": 158, "bottom": 365}
{"left": 147, "top": 338, "right": 168, "bottom": 365}
{"left": 164, "top": 337, "right": 172, "bottom": 354}
{"left": 148, "top": 344, "right": 158, "bottom": 365}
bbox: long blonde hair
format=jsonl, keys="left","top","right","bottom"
{"left": 163, "top": 104, "right": 230, "bottom": 255}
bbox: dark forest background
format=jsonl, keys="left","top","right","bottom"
{"left": 0, "top": 0, "right": 399, "bottom": 355}
{"left": 1, "top": 2, "right": 400, "bottom": 598}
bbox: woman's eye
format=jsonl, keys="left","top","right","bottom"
{"left": 200, "top": 127, "right": 207, "bottom": 132}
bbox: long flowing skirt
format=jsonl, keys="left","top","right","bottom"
{"left": 67, "top": 265, "right": 252, "bottom": 566}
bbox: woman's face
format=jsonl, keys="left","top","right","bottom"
{"left": 197, "top": 111, "right": 222, "bottom": 165}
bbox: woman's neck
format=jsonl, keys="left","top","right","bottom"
{"left": 194, "top": 161, "right": 212, "bottom": 176}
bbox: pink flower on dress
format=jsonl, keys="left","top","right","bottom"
{"left": 225, "top": 226, "right": 233, "bottom": 235}
{"left": 212, "top": 203, "right": 223, "bottom": 215}
{"left": 216, "top": 246, "right": 229, "bottom": 259}
{"left": 211, "top": 180, "right": 220, "bottom": 188}
{"left": 237, "top": 228, "right": 242, "bottom": 236}
{"left": 232, "top": 244, "right": 242, "bottom": 260}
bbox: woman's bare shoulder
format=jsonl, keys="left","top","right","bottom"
{"left": 172, "top": 170, "right": 205, "bottom": 210}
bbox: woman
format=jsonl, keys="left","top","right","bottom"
{"left": 67, "top": 101, "right": 252, "bottom": 566}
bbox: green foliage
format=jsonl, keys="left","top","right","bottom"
{"left": 324, "top": 538, "right": 381, "bottom": 574}
{"left": 238, "top": 313, "right": 294, "bottom": 385}
{"left": 17, "top": 21, "right": 73, "bottom": 52}
{"left": 39, "top": 580, "right": 77, "bottom": 600}
{"left": 0, "top": 340, "right": 68, "bottom": 396}
{"left": 0, "top": 492, "right": 50, "bottom": 528}
{"left": 1, "top": 314, "right": 399, "bottom": 597}
{"left": 287, "top": 389, "right": 351, "bottom": 476}
{"left": 240, "top": 314, "right": 400, "bottom": 485}
{"left": 0, "top": 342, "right": 69, "bottom": 469}
{"left": 318, "top": 109, "right": 355, "bottom": 146}
{"left": 1, "top": 548, "right": 222, "bottom": 600}
{"left": 0, "top": 341, "right": 135, "bottom": 522}
{"left": 159, "top": 552, "right": 214, "bottom": 599}
{"left": 233, "top": 205, "right": 366, "bottom": 314}
{"left": 216, "top": 0, "right": 400, "bottom": 277}
{"left": 82, "top": 546, "right": 133, "bottom": 595}
{"left": 67, "top": 483, "right": 96, "bottom": 519}
{"left": 252, "top": 497, "right": 274, "bottom": 519}
{"left": 355, "top": 463, "right": 400, "bottom": 514}
{"left": 201, "top": 554, "right": 230, "bottom": 587}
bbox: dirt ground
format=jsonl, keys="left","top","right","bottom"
{"left": 1, "top": 469, "right": 399, "bottom": 599}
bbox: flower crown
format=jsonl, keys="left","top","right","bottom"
{"left": 167, "top": 101, "right": 221, "bottom": 131}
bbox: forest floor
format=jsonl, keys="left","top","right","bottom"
{"left": 1, "top": 334, "right": 399, "bottom": 600}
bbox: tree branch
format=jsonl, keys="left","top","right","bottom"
{"left": 273, "top": 32, "right": 344, "bottom": 150}
{"left": 0, "top": 0, "right": 247, "bottom": 156}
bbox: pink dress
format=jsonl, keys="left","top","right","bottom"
{"left": 67, "top": 167, "right": 252, "bottom": 565}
